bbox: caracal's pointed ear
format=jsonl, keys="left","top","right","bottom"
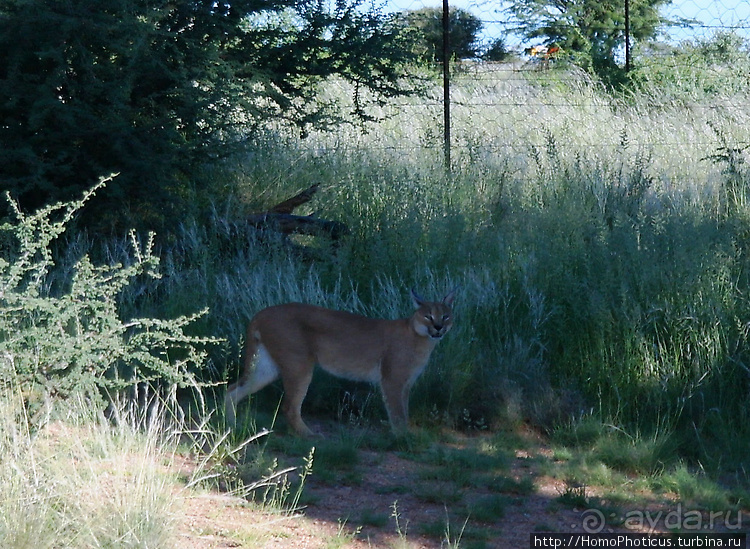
{"left": 411, "top": 287, "right": 426, "bottom": 308}
{"left": 443, "top": 286, "right": 459, "bottom": 307}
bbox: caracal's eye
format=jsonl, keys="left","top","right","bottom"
{"left": 424, "top": 314, "right": 433, "bottom": 322}
{"left": 442, "top": 314, "right": 451, "bottom": 322}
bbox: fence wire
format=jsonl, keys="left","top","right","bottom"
{"left": 299, "top": 0, "right": 749, "bottom": 169}
{"left": 386, "top": 0, "right": 750, "bottom": 49}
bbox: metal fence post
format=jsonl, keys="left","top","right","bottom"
{"left": 625, "top": 0, "right": 631, "bottom": 71}
{"left": 442, "top": 0, "right": 451, "bottom": 173}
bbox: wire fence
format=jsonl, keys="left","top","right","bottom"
{"left": 385, "top": 0, "right": 750, "bottom": 51}
{"left": 295, "top": 1, "right": 750, "bottom": 171}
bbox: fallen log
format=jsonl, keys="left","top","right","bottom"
{"left": 248, "top": 184, "right": 350, "bottom": 245}
{"left": 247, "top": 212, "right": 350, "bottom": 240}
{"left": 269, "top": 184, "right": 320, "bottom": 214}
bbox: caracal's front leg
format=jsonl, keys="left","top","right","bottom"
{"left": 380, "top": 377, "right": 411, "bottom": 434}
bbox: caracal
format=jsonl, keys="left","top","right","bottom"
{"left": 225, "top": 288, "right": 456, "bottom": 436}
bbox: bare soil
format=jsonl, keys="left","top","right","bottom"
{"left": 175, "top": 421, "right": 749, "bottom": 548}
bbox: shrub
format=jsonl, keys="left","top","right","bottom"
{"left": 0, "top": 178, "right": 215, "bottom": 416}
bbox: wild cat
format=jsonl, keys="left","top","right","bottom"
{"left": 225, "top": 289, "right": 456, "bottom": 436}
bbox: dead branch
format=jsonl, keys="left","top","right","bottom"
{"left": 249, "top": 184, "right": 350, "bottom": 243}
{"left": 269, "top": 184, "right": 320, "bottom": 214}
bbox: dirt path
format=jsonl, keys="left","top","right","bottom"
{"left": 175, "top": 422, "right": 749, "bottom": 548}
{"left": 179, "top": 429, "right": 583, "bottom": 548}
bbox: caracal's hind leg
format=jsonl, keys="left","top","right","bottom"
{"left": 279, "top": 361, "right": 316, "bottom": 437}
{"left": 225, "top": 339, "right": 280, "bottom": 427}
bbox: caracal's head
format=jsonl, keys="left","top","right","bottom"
{"left": 410, "top": 288, "right": 456, "bottom": 340}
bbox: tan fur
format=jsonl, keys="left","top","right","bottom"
{"left": 225, "top": 289, "right": 456, "bottom": 436}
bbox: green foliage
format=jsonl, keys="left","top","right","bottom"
{"left": 18, "top": 57, "right": 748, "bottom": 479}
{"left": 556, "top": 482, "right": 589, "bottom": 508}
{"left": 396, "top": 7, "right": 483, "bottom": 62}
{"left": 0, "top": 179, "right": 214, "bottom": 413}
{"left": 487, "top": 474, "right": 536, "bottom": 496}
{"left": 465, "top": 495, "right": 509, "bottom": 523}
{"left": 654, "top": 464, "right": 739, "bottom": 511}
{"left": 630, "top": 32, "right": 750, "bottom": 101}
{"left": 483, "top": 37, "right": 511, "bottom": 62}
{"left": 510, "top": 0, "right": 667, "bottom": 83}
{"left": 155, "top": 75, "right": 750, "bottom": 470}
{"left": 358, "top": 508, "right": 389, "bottom": 528}
{"left": 0, "top": 380, "right": 301, "bottom": 548}
{"left": 0, "top": 0, "right": 418, "bottom": 232}
{"left": 0, "top": 393, "right": 181, "bottom": 548}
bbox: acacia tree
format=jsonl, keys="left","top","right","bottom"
{"left": 0, "top": 0, "right": 415, "bottom": 231}
{"left": 397, "top": 7, "right": 484, "bottom": 63}
{"left": 509, "top": 0, "right": 667, "bottom": 81}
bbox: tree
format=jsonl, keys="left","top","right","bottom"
{"left": 397, "top": 7, "right": 483, "bottom": 63}
{"left": 0, "top": 0, "right": 415, "bottom": 232}
{"left": 509, "top": 0, "right": 668, "bottom": 81}
{"left": 483, "top": 37, "right": 512, "bottom": 62}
